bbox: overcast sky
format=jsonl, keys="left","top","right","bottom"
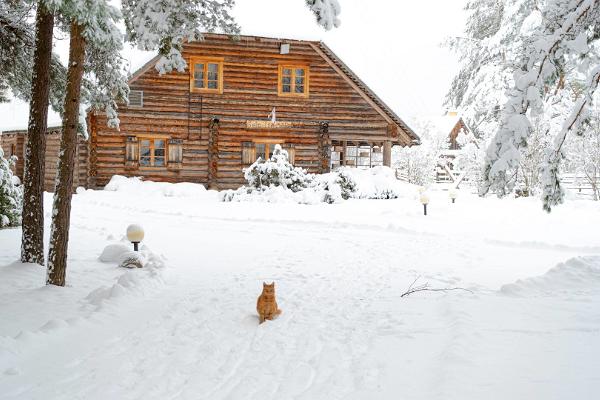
{"left": 0, "top": 0, "right": 467, "bottom": 130}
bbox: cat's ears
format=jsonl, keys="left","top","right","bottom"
{"left": 263, "top": 282, "right": 275, "bottom": 287}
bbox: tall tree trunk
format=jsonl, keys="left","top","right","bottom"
{"left": 46, "top": 22, "right": 85, "bottom": 287}
{"left": 21, "top": 2, "right": 54, "bottom": 265}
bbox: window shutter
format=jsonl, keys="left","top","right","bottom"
{"left": 242, "top": 142, "right": 255, "bottom": 165}
{"left": 283, "top": 143, "right": 295, "bottom": 164}
{"left": 125, "top": 136, "right": 138, "bottom": 166}
{"left": 168, "top": 139, "right": 183, "bottom": 163}
{"left": 129, "top": 90, "right": 143, "bottom": 107}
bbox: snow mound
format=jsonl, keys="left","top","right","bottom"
{"left": 223, "top": 185, "right": 325, "bottom": 204}
{"left": 98, "top": 243, "right": 131, "bottom": 263}
{"left": 86, "top": 247, "right": 166, "bottom": 308}
{"left": 104, "top": 175, "right": 210, "bottom": 198}
{"left": 500, "top": 256, "right": 600, "bottom": 297}
{"left": 332, "top": 166, "right": 416, "bottom": 199}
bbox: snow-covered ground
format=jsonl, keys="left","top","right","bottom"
{"left": 1, "top": 181, "right": 599, "bottom": 399}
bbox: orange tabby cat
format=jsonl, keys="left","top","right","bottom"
{"left": 256, "top": 282, "right": 282, "bottom": 323}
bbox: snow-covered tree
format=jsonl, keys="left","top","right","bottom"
{"left": 452, "top": 127, "right": 485, "bottom": 187}
{"left": 449, "top": 0, "right": 600, "bottom": 210}
{"left": 480, "top": 0, "right": 600, "bottom": 211}
{"left": 0, "top": 0, "right": 66, "bottom": 110}
{"left": 445, "top": 0, "right": 538, "bottom": 140}
{"left": 48, "top": 0, "right": 129, "bottom": 286}
{"left": 512, "top": 115, "right": 551, "bottom": 195}
{"left": 0, "top": 0, "right": 35, "bottom": 104}
{"left": 21, "top": 0, "right": 64, "bottom": 265}
{"left": 0, "top": 148, "right": 22, "bottom": 229}
{"left": 565, "top": 108, "right": 600, "bottom": 200}
{"left": 393, "top": 119, "right": 449, "bottom": 186}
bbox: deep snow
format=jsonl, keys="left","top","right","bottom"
{"left": 0, "top": 181, "right": 599, "bottom": 399}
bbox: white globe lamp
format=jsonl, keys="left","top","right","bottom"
{"left": 126, "top": 224, "right": 145, "bottom": 251}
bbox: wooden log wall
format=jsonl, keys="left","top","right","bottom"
{"left": 0, "top": 133, "right": 24, "bottom": 177}
{"left": 0, "top": 130, "right": 89, "bottom": 192}
{"left": 91, "top": 34, "right": 401, "bottom": 189}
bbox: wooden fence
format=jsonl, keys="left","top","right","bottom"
{"left": 561, "top": 173, "right": 599, "bottom": 200}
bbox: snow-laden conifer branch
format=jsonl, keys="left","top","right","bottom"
{"left": 306, "top": 0, "right": 341, "bottom": 30}
{"left": 0, "top": 0, "right": 65, "bottom": 111}
{"left": 481, "top": 0, "right": 600, "bottom": 209}
{"left": 122, "top": 0, "right": 240, "bottom": 74}
{"left": 541, "top": 65, "right": 600, "bottom": 211}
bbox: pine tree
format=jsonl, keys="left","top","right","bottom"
{"left": 1, "top": 0, "right": 66, "bottom": 264}
{"left": 0, "top": 148, "right": 22, "bottom": 229}
{"left": 47, "top": 0, "right": 128, "bottom": 286}
{"left": 0, "top": 0, "right": 66, "bottom": 110}
{"left": 445, "top": 0, "right": 537, "bottom": 140}
{"left": 481, "top": 0, "right": 600, "bottom": 211}
{"left": 21, "top": 0, "right": 57, "bottom": 265}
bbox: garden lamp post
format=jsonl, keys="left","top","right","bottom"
{"left": 126, "top": 224, "right": 145, "bottom": 251}
{"left": 449, "top": 188, "right": 458, "bottom": 204}
{"left": 420, "top": 193, "right": 429, "bottom": 216}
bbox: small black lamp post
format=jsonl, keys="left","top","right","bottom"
{"left": 420, "top": 193, "right": 429, "bottom": 216}
{"left": 126, "top": 224, "right": 145, "bottom": 251}
{"left": 449, "top": 188, "right": 458, "bottom": 204}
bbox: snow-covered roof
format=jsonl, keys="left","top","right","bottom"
{"left": 414, "top": 114, "right": 469, "bottom": 141}
{"left": 0, "top": 98, "right": 62, "bottom": 133}
{"left": 430, "top": 115, "right": 463, "bottom": 135}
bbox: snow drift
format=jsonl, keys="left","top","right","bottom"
{"left": 88, "top": 242, "right": 167, "bottom": 308}
{"left": 500, "top": 256, "right": 600, "bottom": 297}
{"left": 104, "top": 175, "right": 211, "bottom": 198}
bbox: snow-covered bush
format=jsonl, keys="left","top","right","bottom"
{"left": 244, "top": 145, "right": 312, "bottom": 192}
{"left": 0, "top": 148, "right": 22, "bottom": 228}
{"left": 335, "top": 167, "right": 358, "bottom": 200}
{"left": 345, "top": 167, "right": 412, "bottom": 199}
{"left": 223, "top": 149, "right": 360, "bottom": 204}
{"left": 223, "top": 162, "right": 414, "bottom": 204}
{"left": 315, "top": 167, "right": 358, "bottom": 204}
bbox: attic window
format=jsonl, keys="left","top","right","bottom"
{"left": 190, "top": 57, "right": 223, "bottom": 94}
{"left": 129, "top": 90, "right": 143, "bottom": 107}
{"left": 278, "top": 65, "right": 309, "bottom": 97}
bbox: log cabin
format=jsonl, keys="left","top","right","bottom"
{"left": 0, "top": 125, "right": 89, "bottom": 192}
{"left": 89, "top": 33, "right": 419, "bottom": 189}
{"left": 1, "top": 33, "right": 419, "bottom": 191}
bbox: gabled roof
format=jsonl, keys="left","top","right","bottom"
{"left": 313, "top": 42, "right": 419, "bottom": 144}
{"left": 127, "top": 33, "right": 419, "bottom": 145}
